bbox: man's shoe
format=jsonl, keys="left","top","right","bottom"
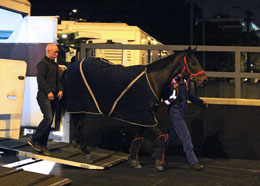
{"left": 191, "top": 163, "right": 204, "bottom": 170}
{"left": 129, "top": 160, "right": 142, "bottom": 169}
{"left": 42, "top": 146, "right": 51, "bottom": 156}
{"left": 28, "top": 140, "right": 42, "bottom": 152}
{"left": 155, "top": 159, "right": 165, "bottom": 171}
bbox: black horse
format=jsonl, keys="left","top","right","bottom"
{"left": 64, "top": 47, "right": 207, "bottom": 170}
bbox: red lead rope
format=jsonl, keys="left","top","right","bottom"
{"left": 181, "top": 56, "right": 205, "bottom": 82}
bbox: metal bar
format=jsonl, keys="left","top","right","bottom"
{"left": 80, "top": 42, "right": 87, "bottom": 60}
{"left": 84, "top": 44, "right": 260, "bottom": 52}
{"left": 84, "top": 44, "right": 189, "bottom": 51}
{"left": 240, "top": 72, "right": 260, "bottom": 78}
{"left": 206, "top": 72, "right": 260, "bottom": 78}
{"left": 235, "top": 49, "right": 241, "bottom": 98}
{"left": 205, "top": 72, "right": 237, "bottom": 78}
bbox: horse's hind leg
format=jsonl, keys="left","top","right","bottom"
{"left": 150, "top": 127, "right": 168, "bottom": 171}
{"left": 129, "top": 127, "right": 144, "bottom": 168}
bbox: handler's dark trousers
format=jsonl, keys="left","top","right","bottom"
{"left": 167, "top": 105, "right": 198, "bottom": 165}
{"left": 32, "top": 91, "right": 58, "bottom": 147}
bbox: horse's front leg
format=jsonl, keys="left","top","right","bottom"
{"left": 150, "top": 127, "right": 168, "bottom": 171}
{"left": 129, "top": 126, "right": 168, "bottom": 171}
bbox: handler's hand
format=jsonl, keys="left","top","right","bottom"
{"left": 203, "top": 101, "right": 208, "bottom": 108}
{"left": 57, "top": 91, "right": 63, "bottom": 100}
{"left": 173, "top": 82, "right": 179, "bottom": 88}
{"left": 48, "top": 92, "right": 54, "bottom": 100}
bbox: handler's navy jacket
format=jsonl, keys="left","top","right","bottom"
{"left": 37, "top": 56, "right": 63, "bottom": 94}
{"left": 162, "top": 76, "right": 203, "bottom": 113}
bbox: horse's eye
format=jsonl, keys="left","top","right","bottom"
{"left": 191, "top": 61, "right": 196, "bottom": 66}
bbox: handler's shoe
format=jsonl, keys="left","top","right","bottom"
{"left": 129, "top": 160, "right": 142, "bottom": 169}
{"left": 155, "top": 159, "right": 165, "bottom": 171}
{"left": 42, "top": 146, "right": 51, "bottom": 156}
{"left": 191, "top": 163, "right": 204, "bottom": 171}
{"left": 28, "top": 140, "right": 42, "bottom": 152}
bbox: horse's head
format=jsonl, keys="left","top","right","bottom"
{"left": 178, "top": 47, "right": 208, "bottom": 87}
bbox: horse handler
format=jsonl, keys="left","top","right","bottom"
{"left": 28, "top": 43, "right": 63, "bottom": 156}
{"left": 162, "top": 74, "right": 208, "bottom": 170}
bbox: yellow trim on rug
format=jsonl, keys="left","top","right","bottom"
{"left": 108, "top": 71, "right": 146, "bottom": 116}
{"left": 80, "top": 59, "right": 103, "bottom": 114}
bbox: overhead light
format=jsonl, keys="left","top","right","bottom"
{"left": 61, "top": 34, "right": 68, "bottom": 39}
{"left": 141, "top": 39, "right": 147, "bottom": 44}
{"left": 151, "top": 40, "right": 158, "bottom": 45}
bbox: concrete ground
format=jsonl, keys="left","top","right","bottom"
{"left": 0, "top": 153, "right": 259, "bottom": 186}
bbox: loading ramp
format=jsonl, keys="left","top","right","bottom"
{"left": 0, "top": 137, "right": 129, "bottom": 170}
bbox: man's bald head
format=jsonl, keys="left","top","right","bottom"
{"left": 46, "top": 43, "right": 59, "bottom": 60}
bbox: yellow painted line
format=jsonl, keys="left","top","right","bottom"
{"left": 200, "top": 97, "right": 260, "bottom": 106}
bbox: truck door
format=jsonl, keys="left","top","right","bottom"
{"left": 0, "top": 59, "right": 27, "bottom": 139}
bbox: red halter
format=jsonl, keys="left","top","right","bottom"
{"left": 180, "top": 56, "right": 205, "bottom": 82}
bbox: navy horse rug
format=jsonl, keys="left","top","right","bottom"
{"left": 65, "top": 57, "right": 159, "bottom": 127}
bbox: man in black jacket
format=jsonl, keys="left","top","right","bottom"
{"left": 28, "top": 43, "right": 63, "bottom": 155}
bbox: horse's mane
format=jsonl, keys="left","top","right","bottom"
{"left": 146, "top": 52, "right": 184, "bottom": 73}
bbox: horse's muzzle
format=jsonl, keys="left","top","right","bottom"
{"left": 201, "top": 79, "right": 208, "bottom": 87}
{"left": 197, "top": 78, "right": 208, "bottom": 87}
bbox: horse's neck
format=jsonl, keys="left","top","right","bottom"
{"left": 147, "top": 53, "right": 184, "bottom": 98}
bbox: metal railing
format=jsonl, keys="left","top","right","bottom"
{"left": 80, "top": 43, "right": 260, "bottom": 98}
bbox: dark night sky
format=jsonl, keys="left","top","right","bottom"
{"left": 199, "top": 0, "right": 260, "bottom": 26}
{"left": 28, "top": 0, "right": 260, "bottom": 45}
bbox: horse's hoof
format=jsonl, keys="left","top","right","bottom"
{"left": 155, "top": 159, "right": 165, "bottom": 171}
{"left": 129, "top": 160, "right": 142, "bottom": 168}
{"left": 155, "top": 165, "right": 164, "bottom": 171}
{"left": 84, "top": 153, "right": 92, "bottom": 159}
{"left": 71, "top": 140, "right": 79, "bottom": 148}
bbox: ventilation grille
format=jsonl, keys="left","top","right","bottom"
{"left": 102, "top": 49, "right": 131, "bottom": 65}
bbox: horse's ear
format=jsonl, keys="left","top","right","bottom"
{"left": 185, "top": 46, "right": 192, "bottom": 56}
{"left": 184, "top": 46, "right": 196, "bottom": 56}
{"left": 192, "top": 46, "right": 197, "bottom": 53}
{"left": 187, "top": 46, "right": 192, "bottom": 53}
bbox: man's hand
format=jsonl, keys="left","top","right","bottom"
{"left": 173, "top": 82, "right": 179, "bottom": 88}
{"left": 203, "top": 101, "right": 208, "bottom": 108}
{"left": 57, "top": 91, "right": 63, "bottom": 100}
{"left": 48, "top": 92, "right": 54, "bottom": 100}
